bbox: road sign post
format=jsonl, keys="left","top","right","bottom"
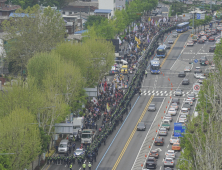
{"left": 193, "top": 83, "right": 201, "bottom": 94}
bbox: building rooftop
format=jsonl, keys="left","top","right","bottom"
{"left": 0, "top": 4, "right": 21, "bottom": 11}
{"left": 69, "top": 1, "right": 99, "bottom": 8}
{"left": 74, "top": 30, "right": 88, "bottom": 34}
{"left": 9, "top": 13, "right": 30, "bottom": 18}
{"left": 94, "top": 9, "right": 112, "bottom": 14}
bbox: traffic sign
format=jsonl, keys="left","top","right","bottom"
{"left": 193, "top": 83, "right": 201, "bottom": 93}
{"left": 196, "top": 13, "right": 205, "bottom": 20}
{"left": 194, "top": 59, "right": 198, "bottom": 63}
{"left": 205, "top": 61, "right": 209, "bottom": 65}
{"left": 174, "top": 123, "right": 186, "bottom": 137}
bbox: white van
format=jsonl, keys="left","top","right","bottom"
{"left": 58, "top": 140, "right": 69, "bottom": 153}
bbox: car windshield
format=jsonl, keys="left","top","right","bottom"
{"left": 59, "top": 144, "right": 67, "bottom": 148}
{"left": 174, "top": 144, "right": 180, "bottom": 146}
{"left": 169, "top": 108, "right": 175, "bottom": 111}
{"left": 151, "top": 151, "right": 157, "bottom": 153}
{"left": 166, "top": 158, "right": 172, "bottom": 161}
{"left": 150, "top": 104, "right": 155, "bottom": 107}
{"left": 180, "top": 115, "right": 186, "bottom": 118}
{"left": 176, "top": 90, "right": 181, "bottom": 92}
{"left": 82, "top": 134, "right": 91, "bottom": 138}
{"left": 138, "top": 123, "right": 144, "bottom": 126}
{"left": 171, "top": 137, "right": 177, "bottom": 139}
{"left": 171, "top": 103, "right": 177, "bottom": 106}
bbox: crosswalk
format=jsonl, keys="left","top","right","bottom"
{"left": 137, "top": 90, "right": 191, "bottom": 97}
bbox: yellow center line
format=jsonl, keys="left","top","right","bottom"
{"left": 112, "top": 95, "right": 154, "bottom": 170}
{"left": 160, "top": 32, "right": 185, "bottom": 68}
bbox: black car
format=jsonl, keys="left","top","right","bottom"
{"left": 199, "top": 56, "right": 208, "bottom": 66}
{"left": 137, "top": 122, "right": 146, "bottom": 131}
{"left": 172, "top": 98, "right": 180, "bottom": 105}
{"left": 182, "top": 78, "right": 189, "bottom": 85}
{"left": 154, "top": 137, "right": 164, "bottom": 146}
{"left": 178, "top": 71, "right": 186, "bottom": 77}
{"left": 146, "top": 157, "right": 157, "bottom": 169}
{"left": 209, "top": 46, "right": 216, "bottom": 52}
{"left": 198, "top": 39, "right": 205, "bottom": 44}
{"left": 166, "top": 44, "right": 171, "bottom": 49}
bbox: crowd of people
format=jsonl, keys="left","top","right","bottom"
{"left": 47, "top": 15, "right": 175, "bottom": 170}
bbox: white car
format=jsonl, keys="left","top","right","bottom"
{"left": 200, "top": 31, "right": 205, "bottom": 36}
{"left": 187, "top": 40, "right": 194, "bottom": 46}
{"left": 165, "top": 150, "right": 176, "bottom": 159}
{"left": 216, "top": 39, "right": 221, "bottom": 44}
{"left": 184, "top": 66, "right": 191, "bottom": 72}
{"left": 185, "top": 99, "right": 193, "bottom": 106}
{"left": 181, "top": 108, "right": 189, "bottom": 115}
{"left": 198, "top": 76, "right": 206, "bottom": 84}
{"left": 159, "top": 127, "right": 168, "bottom": 136}
{"left": 164, "top": 114, "right": 173, "bottom": 122}
{"left": 164, "top": 157, "right": 174, "bottom": 168}
{"left": 170, "top": 136, "right": 180, "bottom": 145}
{"left": 179, "top": 114, "right": 187, "bottom": 123}
{"left": 168, "top": 108, "right": 177, "bottom": 116}
{"left": 194, "top": 73, "right": 204, "bottom": 79}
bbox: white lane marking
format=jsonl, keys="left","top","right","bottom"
{"left": 167, "top": 144, "right": 169, "bottom": 148}
{"left": 164, "top": 91, "right": 167, "bottom": 93}
{"left": 148, "top": 90, "right": 150, "bottom": 93}
{"left": 160, "top": 91, "right": 163, "bottom": 93}
{"left": 132, "top": 98, "right": 166, "bottom": 170}
{"left": 159, "top": 166, "right": 162, "bottom": 170}
{"left": 156, "top": 91, "right": 159, "bottom": 93}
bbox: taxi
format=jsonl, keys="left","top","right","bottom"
{"left": 172, "top": 143, "right": 181, "bottom": 151}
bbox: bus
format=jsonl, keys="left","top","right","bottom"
{"left": 150, "top": 60, "right": 160, "bottom": 74}
{"left": 156, "top": 44, "right": 167, "bottom": 58}
{"left": 176, "top": 22, "right": 189, "bottom": 33}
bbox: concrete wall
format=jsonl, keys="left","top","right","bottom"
{"left": 98, "top": 0, "right": 115, "bottom": 17}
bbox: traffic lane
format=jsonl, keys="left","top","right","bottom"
{"left": 116, "top": 97, "right": 165, "bottom": 170}
{"left": 154, "top": 98, "right": 197, "bottom": 169}
{"left": 97, "top": 96, "right": 152, "bottom": 170}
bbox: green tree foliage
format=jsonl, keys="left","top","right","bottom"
{"left": 84, "top": 15, "right": 106, "bottom": 29}
{"left": 55, "top": 39, "right": 115, "bottom": 87}
{"left": 0, "top": 151, "right": 11, "bottom": 170}
{"left": 2, "top": 5, "right": 66, "bottom": 74}
{"left": 0, "top": 107, "right": 41, "bottom": 170}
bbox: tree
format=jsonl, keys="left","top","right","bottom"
{"left": 7, "top": 0, "right": 37, "bottom": 9}
{"left": 2, "top": 5, "right": 66, "bottom": 74}
{"left": 84, "top": 15, "right": 106, "bottom": 29}
{"left": 0, "top": 107, "right": 41, "bottom": 170}
{"left": 39, "top": 0, "right": 72, "bottom": 9}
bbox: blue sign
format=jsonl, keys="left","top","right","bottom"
{"left": 209, "top": 23, "right": 212, "bottom": 27}
{"left": 174, "top": 123, "right": 186, "bottom": 137}
{"left": 196, "top": 13, "right": 200, "bottom": 19}
{"left": 194, "top": 59, "right": 198, "bottom": 63}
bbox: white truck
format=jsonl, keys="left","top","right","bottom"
{"left": 81, "top": 129, "right": 97, "bottom": 145}
{"left": 71, "top": 117, "right": 84, "bottom": 139}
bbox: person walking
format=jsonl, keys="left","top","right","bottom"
{"left": 145, "top": 70, "right": 148, "bottom": 77}
{"left": 69, "top": 164, "right": 72, "bottom": 170}
{"left": 88, "top": 162, "right": 92, "bottom": 170}
{"left": 82, "top": 162, "right": 86, "bottom": 170}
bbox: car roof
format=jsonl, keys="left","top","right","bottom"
{"left": 182, "top": 108, "right": 188, "bottom": 110}
{"left": 196, "top": 67, "right": 201, "bottom": 69}
{"left": 167, "top": 150, "right": 175, "bottom": 153}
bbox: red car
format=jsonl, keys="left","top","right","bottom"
{"left": 209, "top": 36, "right": 215, "bottom": 42}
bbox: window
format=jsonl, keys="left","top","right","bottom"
{"left": 69, "top": 12, "right": 72, "bottom": 14}
{"left": 63, "top": 12, "right": 65, "bottom": 14}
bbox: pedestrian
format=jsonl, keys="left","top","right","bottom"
{"left": 70, "top": 163, "right": 72, "bottom": 170}
{"left": 88, "top": 162, "right": 92, "bottom": 170}
{"left": 82, "top": 162, "right": 86, "bottom": 170}
{"left": 145, "top": 70, "right": 147, "bottom": 77}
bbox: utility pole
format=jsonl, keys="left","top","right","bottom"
{"left": 80, "top": 9, "right": 82, "bottom": 31}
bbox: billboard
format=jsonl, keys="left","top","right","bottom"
{"left": 174, "top": 123, "right": 186, "bottom": 137}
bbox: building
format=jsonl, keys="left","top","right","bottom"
{"left": 94, "top": 9, "right": 112, "bottom": 19}
{"left": 98, "top": 0, "right": 115, "bottom": 17}
{"left": 62, "top": 5, "right": 97, "bottom": 16}
{"left": 69, "top": 1, "right": 99, "bottom": 8}
{"left": 0, "top": 0, "right": 20, "bottom": 25}
{"left": 116, "top": 0, "right": 126, "bottom": 10}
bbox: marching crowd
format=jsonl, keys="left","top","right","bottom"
{"left": 46, "top": 16, "right": 175, "bottom": 170}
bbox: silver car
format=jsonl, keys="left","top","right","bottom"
{"left": 185, "top": 99, "right": 193, "bottom": 106}
{"left": 159, "top": 127, "right": 168, "bottom": 136}
{"left": 179, "top": 114, "right": 187, "bottom": 123}
{"left": 194, "top": 73, "right": 204, "bottom": 79}
{"left": 164, "top": 114, "right": 173, "bottom": 122}
{"left": 170, "top": 103, "right": 179, "bottom": 110}
{"left": 168, "top": 108, "right": 177, "bottom": 116}
{"left": 181, "top": 108, "right": 189, "bottom": 115}
{"left": 170, "top": 136, "right": 180, "bottom": 145}
{"left": 165, "top": 150, "right": 176, "bottom": 159}
{"left": 164, "top": 157, "right": 174, "bottom": 168}
{"left": 184, "top": 66, "right": 191, "bottom": 72}
{"left": 198, "top": 76, "right": 206, "bottom": 84}
{"left": 168, "top": 39, "right": 174, "bottom": 44}
{"left": 148, "top": 104, "right": 156, "bottom": 111}
{"left": 175, "top": 89, "right": 183, "bottom": 96}
{"left": 187, "top": 93, "right": 196, "bottom": 101}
